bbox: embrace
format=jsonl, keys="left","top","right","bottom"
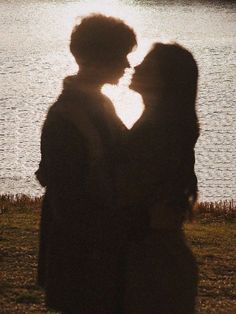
{"left": 36, "top": 14, "right": 199, "bottom": 314}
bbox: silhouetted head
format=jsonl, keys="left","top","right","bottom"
{"left": 131, "top": 43, "right": 199, "bottom": 221}
{"left": 131, "top": 42, "right": 198, "bottom": 117}
{"left": 70, "top": 14, "right": 137, "bottom": 84}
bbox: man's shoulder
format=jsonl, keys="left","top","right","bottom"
{"left": 42, "top": 94, "right": 76, "bottom": 133}
{"left": 101, "top": 93, "right": 115, "bottom": 109}
{"left": 101, "top": 95, "right": 127, "bottom": 131}
{"left": 45, "top": 76, "right": 86, "bottom": 122}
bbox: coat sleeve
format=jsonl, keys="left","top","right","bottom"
{"left": 39, "top": 107, "right": 89, "bottom": 226}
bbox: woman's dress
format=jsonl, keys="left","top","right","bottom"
{"left": 122, "top": 109, "right": 199, "bottom": 313}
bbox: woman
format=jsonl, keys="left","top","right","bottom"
{"left": 122, "top": 43, "right": 200, "bottom": 313}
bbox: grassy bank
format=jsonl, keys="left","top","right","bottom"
{"left": 0, "top": 195, "right": 236, "bottom": 313}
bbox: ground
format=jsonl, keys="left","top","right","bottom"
{"left": 0, "top": 197, "right": 235, "bottom": 313}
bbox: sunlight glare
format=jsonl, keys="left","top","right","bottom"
{"left": 102, "top": 83, "right": 144, "bottom": 129}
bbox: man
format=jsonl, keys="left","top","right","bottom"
{"left": 36, "top": 14, "right": 136, "bottom": 313}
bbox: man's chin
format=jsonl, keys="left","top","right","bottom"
{"left": 106, "top": 77, "right": 120, "bottom": 85}
{"left": 129, "top": 81, "right": 140, "bottom": 92}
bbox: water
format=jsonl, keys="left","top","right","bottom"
{"left": 0, "top": 0, "right": 235, "bottom": 201}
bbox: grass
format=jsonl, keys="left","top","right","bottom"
{"left": 0, "top": 195, "right": 236, "bottom": 313}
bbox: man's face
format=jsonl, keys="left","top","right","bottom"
{"left": 101, "top": 55, "right": 130, "bottom": 84}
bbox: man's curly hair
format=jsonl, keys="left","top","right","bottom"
{"left": 70, "top": 14, "right": 137, "bottom": 65}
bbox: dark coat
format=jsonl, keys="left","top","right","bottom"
{"left": 124, "top": 230, "right": 198, "bottom": 314}
{"left": 121, "top": 108, "right": 199, "bottom": 313}
{"left": 121, "top": 107, "right": 199, "bottom": 229}
{"left": 36, "top": 75, "right": 127, "bottom": 313}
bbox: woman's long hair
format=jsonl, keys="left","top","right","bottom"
{"left": 148, "top": 43, "right": 200, "bottom": 221}
{"left": 149, "top": 43, "right": 199, "bottom": 140}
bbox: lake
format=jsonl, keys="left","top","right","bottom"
{"left": 0, "top": 0, "right": 235, "bottom": 201}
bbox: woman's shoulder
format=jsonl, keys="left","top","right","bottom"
{"left": 128, "top": 110, "right": 160, "bottom": 144}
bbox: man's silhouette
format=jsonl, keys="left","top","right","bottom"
{"left": 36, "top": 14, "right": 136, "bottom": 314}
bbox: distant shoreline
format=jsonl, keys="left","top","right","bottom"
{"left": 0, "top": 194, "right": 235, "bottom": 221}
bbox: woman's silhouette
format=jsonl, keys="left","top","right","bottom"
{"left": 122, "top": 43, "right": 200, "bottom": 313}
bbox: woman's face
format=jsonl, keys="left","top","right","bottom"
{"left": 130, "top": 52, "right": 161, "bottom": 96}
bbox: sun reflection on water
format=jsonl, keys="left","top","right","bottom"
{"left": 2, "top": 0, "right": 235, "bottom": 199}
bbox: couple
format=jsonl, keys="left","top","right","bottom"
{"left": 36, "top": 14, "right": 199, "bottom": 314}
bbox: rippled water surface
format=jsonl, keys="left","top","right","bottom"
{"left": 0, "top": 0, "right": 235, "bottom": 201}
